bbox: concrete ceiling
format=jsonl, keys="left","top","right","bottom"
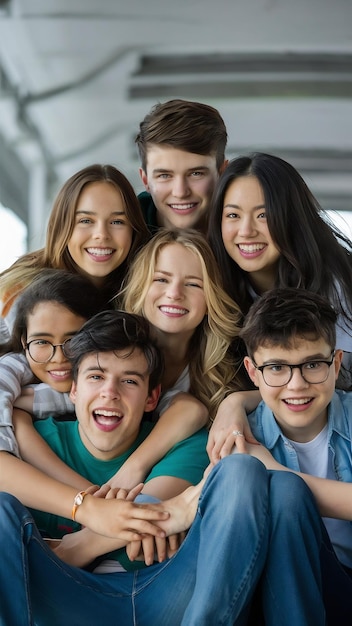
{"left": 0, "top": 0, "right": 352, "bottom": 241}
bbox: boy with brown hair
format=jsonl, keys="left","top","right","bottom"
{"left": 135, "top": 99, "right": 228, "bottom": 234}
{"left": 240, "top": 287, "right": 352, "bottom": 624}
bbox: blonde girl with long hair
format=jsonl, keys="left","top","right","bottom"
{"left": 3, "top": 230, "right": 247, "bottom": 497}
{"left": 103, "top": 228, "right": 246, "bottom": 490}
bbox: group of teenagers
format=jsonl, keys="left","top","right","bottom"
{"left": 1, "top": 98, "right": 352, "bottom": 625}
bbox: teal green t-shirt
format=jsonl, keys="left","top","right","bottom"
{"left": 32, "top": 418, "right": 208, "bottom": 567}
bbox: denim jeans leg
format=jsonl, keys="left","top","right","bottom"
{"left": 181, "top": 455, "right": 271, "bottom": 625}
{"left": 260, "top": 472, "right": 326, "bottom": 626}
{"left": 320, "top": 521, "right": 352, "bottom": 625}
{"left": 0, "top": 492, "right": 137, "bottom": 626}
{"left": 0, "top": 492, "right": 35, "bottom": 625}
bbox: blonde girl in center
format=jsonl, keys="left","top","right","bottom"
{"left": 103, "top": 228, "right": 245, "bottom": 490}
{"left": 6, "top": 229, "right": 245, "bottom": 494}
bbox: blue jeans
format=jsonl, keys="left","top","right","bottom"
{"left": 0, "top": 455, "right": 325, "bottom": 626}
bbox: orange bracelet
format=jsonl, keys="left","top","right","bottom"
{"left": 71, "top": 490, "right": 88, "bottom": 521}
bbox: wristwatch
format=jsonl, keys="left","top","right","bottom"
{"left": 71, "top": 490, "right": 88, "bottom": 521}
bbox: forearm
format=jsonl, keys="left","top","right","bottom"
{"left": 274, "top": 466, "right": 352, "bottom": 520}
{"left": 0, "top": 450, "right": 85, "bottom": 516}
{"left": 156, "top": 477, "right": 206, "bottom": 536}
{"left": 108, "top": 394, "right": 207, "bottom": 489}
{"left": 219, "top": 389, "right": 261, "bottom": 418}
{"left": 245, "top": 443, "right": 352, "bottom": 521}
{"left": 142, "top": 394, "right": 207, "bottom": 465}
{"left": 14, "top": 409, "right": 91, "bottom": 489}
{"left": 296, "top": 473, "right": 352, "bottom": 520}
{"left": 0, "top": 451, "right": 169, "bottom": 540}
{"left": 53, "top": 527, "right": 127, "bottom": 568}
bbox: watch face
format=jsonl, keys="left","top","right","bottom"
{"left": 74, "top": 492, "right": 85, "bottom": 506}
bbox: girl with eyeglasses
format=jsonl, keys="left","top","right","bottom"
{"left": 0, "top": 269, "right": 104, "bottom": 488}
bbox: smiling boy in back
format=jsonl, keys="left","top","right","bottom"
{"left": 135, "top": 99, "right": 228, "bottom": 234}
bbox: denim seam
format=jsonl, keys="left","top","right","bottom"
{"left": 219, "top": 497, "right": 269, "bottom": 625}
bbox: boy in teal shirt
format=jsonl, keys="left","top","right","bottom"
{"left": 136, "top": 99, "right": 228, "bottom": 234}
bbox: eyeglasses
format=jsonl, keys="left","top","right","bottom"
{"left": 25, "top": 339, "right": 72, "bottom": 363}
{"left": 252, "top": 351, "right": 335, "bottom": 387}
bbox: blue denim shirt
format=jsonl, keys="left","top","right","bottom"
{"left": 248, "top": 389, "right": 352, "bottom": 482}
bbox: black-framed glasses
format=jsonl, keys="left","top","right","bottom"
{"left": 25, "top": 339, "right": 72, "bottom": 363}
{"left": 252, "top": 350, "right": 335, "bottom": 387}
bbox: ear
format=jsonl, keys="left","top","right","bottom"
{"left": 333, "top": 349, "right": 344, "bottom": 379}
{"left": 219, "top": 159, "right": 229, "bottom": 174}
{"left": 21, "top": 335, "right": 27, "bottom": 351}
{"left": 69, "top": 380, "right": 77, "bottom": 404}
{"left": 139, "top": 167, "right": 150, "bottom": 192}
{"left": 144, "top": 384, "right": 161, "bottom": 413}
{"left": 243, "top": 356, "right": 259, "bottom": 387}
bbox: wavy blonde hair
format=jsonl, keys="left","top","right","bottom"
{"left": 118, "top": 229, "right": 243, "bottom": 421}
{"left": 0, "top": 164, "right": 150, "bottom": 315}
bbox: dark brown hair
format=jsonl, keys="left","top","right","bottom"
{"left": 136, "top": 99, "right": 227, "bottom": 171}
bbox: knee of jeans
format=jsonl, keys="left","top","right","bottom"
{"left": 269, "top": 472, "right": 317, "bottom": 518}
{"left": 203, "top": 454, "right": 268, "bottom": 504}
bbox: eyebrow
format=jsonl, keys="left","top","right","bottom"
{"left": 82, "top": 365, "right": 146, "bottom": 381}
{"left": 75, "top": 209, "right": 126, "bottom": 216}
{"left": 152, "top": 166, "right": 210, "bottom": 175}
{"left": 154, "top": 269, "right": 203, "bottom": 282}
{"left": 27, "top": 331, "right": 77, "bottom": 339}
{"left": 223, "top": 203, "right": 266, "bottom": 210}
{"left": 260, "top": 353, "right": 331, "bottom": 366}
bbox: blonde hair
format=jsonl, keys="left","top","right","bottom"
{"left": 0, "top": 164, "right": 150, "bottom": 314}
{"left": 118, "top": 229, "right": 243, "bottom": 421}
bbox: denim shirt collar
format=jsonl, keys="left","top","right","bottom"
{"left": 253, "top": 389, "right": 351, "bottom": 449}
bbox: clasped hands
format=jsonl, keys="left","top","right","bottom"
{"left": 47, "top": 478, "right": 205, "bottom": 568}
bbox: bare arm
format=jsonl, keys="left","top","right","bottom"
{"left": 0, "top": 450, "right": 169, "bottom": 541}
{"left": 207, "top": 390, "right": 261, "bottom": 463}
{"left": 98, "top": 393, "right": 208, "bottom": 491}
{"left": 245, "top": 443, "right": 352, "bottom": 521}
{"left": 13, "top": 408, "right": 92, "bottom": 490}
{"left": 47, "top": 465, "right": 196, "bottom": 567}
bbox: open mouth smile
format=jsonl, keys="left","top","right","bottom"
{"left": 93, "top": 409, "right": 123, "bottom": 431}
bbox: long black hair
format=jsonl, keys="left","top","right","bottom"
{"left": 208, "top": 152, "right": 352, "bottom": 327}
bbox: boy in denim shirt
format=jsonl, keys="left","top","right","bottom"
{"left": 240, "top": 287, "right": 352, "bottom": 623}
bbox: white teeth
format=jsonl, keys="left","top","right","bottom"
{"left": 95, "top": 410, "right": 122, "bottom": 417}
{"left": 285, "top": 398, "right": 311, "bottom": 405}
{"left": 170, "top": 204, "right": 195, "bottom": 210}
{"left": 50, "top": 370, "right": 70, "bottom": 377}
{"left": 87, "top": 248, "right": 114, "bottom": 256}
{"left": 159, "top": 306, "right": 188, "bottom": 314}
{"left": 238, "top": 244, "right": 265, "bottom": 253}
